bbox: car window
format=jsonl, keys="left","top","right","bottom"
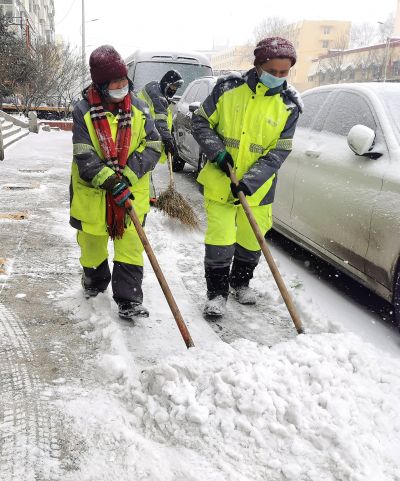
{"left": 196, "top": 82, "right": 210, "bottom": 102}
{"left": 322, "top": 92, "right": 376, "bottom": 136}
{"left": 132, "top": 62, "right": 212, "bottom": 95}
{"left": 297, "top": 91, "right": 330, "bottom": 129}
{"left": 183, "top": 83, "right": 201, "bottom": 103}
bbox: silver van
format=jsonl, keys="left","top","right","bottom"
{"left": 125, "top": 50, "right": 213, "bottom": 98}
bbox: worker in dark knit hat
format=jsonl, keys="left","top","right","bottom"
{"left": 137, "top": 69, "right": 184, "bottom": 203}
{"left": 192, "top": 37, "right": 303, "bottom": 318}
{"left": 70, "top": 45, "right": 162, "bottom": 321}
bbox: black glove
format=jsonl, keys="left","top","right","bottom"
{"left": 164, "top": 139, "right": 175, "bottom": 156}
{"left": 111, "top": 181, "right": 134, "bottom": 207}
{"left": 230, "top": 181, "right": 251, "bottom": 198}
{"left": 214, "top": 150, "right": 234, "bottom": 177}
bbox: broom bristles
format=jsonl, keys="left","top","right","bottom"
{"left": 156, "top": 184, "right": 199, "bottom": 229}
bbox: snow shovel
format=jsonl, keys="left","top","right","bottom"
{"left": 156, "top": 153, "right": 200, "bottom": 229}
{"left": 124, "top": 199, "right": 195, "bottom": 348}
{"left": 228, "top": 166, "right": 304, "bottom": 335}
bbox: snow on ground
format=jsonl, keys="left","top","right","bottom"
{"left": 56, "top": 209, "right": 400, "bottom": 481}
{"left": 1, "top": 132, "right": 400, "bottom": 480}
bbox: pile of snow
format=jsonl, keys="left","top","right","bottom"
{"left": 127, "top": 334, "right": 400, "bottom": 481}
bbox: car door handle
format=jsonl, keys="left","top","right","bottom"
{"left": 305, "top": 149, "right": 320, "bottom": 158}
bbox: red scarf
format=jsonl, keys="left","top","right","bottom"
{"left": 87, "top": 85, "right": 132, "bottom": 239}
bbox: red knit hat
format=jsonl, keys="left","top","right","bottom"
{"left": 254, "top": 37, "right": 297, "bottom": 66}
{"left": 89, "top": 45, "right": 128, "bottom": 85}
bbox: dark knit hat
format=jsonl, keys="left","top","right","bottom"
{"left": 254, "top": 37, "right": 297, "bottom": 66}
{"left": 160, "top": 70, "right": 183, "bottom": 96}
{"left": 89, "top": 45, "right": 128, "bottom": 85}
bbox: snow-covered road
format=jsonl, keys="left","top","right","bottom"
{"left": 1, "top": 132, "right": 400, "bottom": 481}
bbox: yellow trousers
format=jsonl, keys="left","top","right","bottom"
{"left": 77, "top": 216, "right": 145, "bottom": 268}
{"left": 204, "top": 199, "right": 272, "bottom": 251}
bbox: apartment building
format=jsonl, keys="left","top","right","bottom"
{"left": 210, "top": 20, "right": 351, "bottom": 91}
{"left": 289, "top": 20, "right": 351, "bottom": 91}
{"left": 0, "top": 0, "right": 55, "bottom": 44}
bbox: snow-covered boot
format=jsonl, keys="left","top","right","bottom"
{"left": 229, "top": 259, "right": 257, "bottom": 304}
{"left": 203, "top": 295, "right": 227, "bottom": 317}
{"left": 118, "top": 301, "right": 149, "bottom": 320}
{"left": 231, "top": 286, "right": 257, "bottom": 305}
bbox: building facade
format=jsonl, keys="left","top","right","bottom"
{"left": 288, "top": 20, "right": 351, "bottom": 91}
{"left": 309, "top": 39, "right": 400, "bottom": 86}
{"left": 210, "top": 20, "right": 351, "bottom": 91}
{"left": 211, "top": 45, "right": 253, "bottom": 75}
{"left": 0, "top": 0, "right": 55, "bottom": 44}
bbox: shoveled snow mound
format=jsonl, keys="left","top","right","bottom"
{"left": 128, "top": 334, "right": 400, "bottom": 481}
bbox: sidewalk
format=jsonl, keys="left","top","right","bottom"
{"left": 0, "top": 131, "right": 219, "bottom": 480}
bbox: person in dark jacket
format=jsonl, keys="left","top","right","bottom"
{"left": 137, "top": 69, "right": 183, "bottom": 160}
{"left": 192, "top": 37, "right": 302, "bottom": 317}
{"left": 137, "top": 70, "right": 183, "bottom": 202}
{"left": 70, "top": 45, "right": 162, "bottom": 320}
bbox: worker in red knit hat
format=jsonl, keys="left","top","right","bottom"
{"left": 192, "top": 37, "right": 303, "bottom": 318}
{"left": 70, "top": 45, "right": 162, "bottom": 321}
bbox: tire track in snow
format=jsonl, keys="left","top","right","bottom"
{"left": 0, "top": 302, "right": 60, "bottom": 481}
{"left": 0, "top": 144, "right": 62, "bottom": 480}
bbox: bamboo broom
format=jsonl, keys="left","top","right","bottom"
{"left": 156, "top": 153, "right": 200, "bottom": 229}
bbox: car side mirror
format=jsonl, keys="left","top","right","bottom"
{"left": 188, "top": 102, "right": 201, "bottom": 113}
{"left": 347, "top": 125, "right": 376, "bottom": 156}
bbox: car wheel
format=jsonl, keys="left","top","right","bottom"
{"left": 172, "top": 152, "right": 185, "bottom": 172}
{"left": 394, "top": 269, "right": 400, "bottom": 329}
{"left": 197, "top": 152, "right": 208, "bottom": 173}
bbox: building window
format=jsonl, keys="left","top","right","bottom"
{"left": 322, "top": 40, "right": 329, "bottom": 48}
{"left": 392, "top": 60, "right": 400, "bottom": 76}
{"left": 323, "top": 26, "right": 332, "bottom": 35}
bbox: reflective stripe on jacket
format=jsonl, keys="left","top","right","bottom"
{"left": 70, "top": 94, "right": 162, "bottom": 235}
{"left": 192, "top": 68, "right": 301, "bottom": 206}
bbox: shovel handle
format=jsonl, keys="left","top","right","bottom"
{"left": 229, "top": 166, "right": 304, "bottom": 334}
{"left": 125, "top": 200, "right": 194, "bottom": 348}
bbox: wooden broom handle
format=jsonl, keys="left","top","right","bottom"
{"left": 125, "top": 200, "right": 195, "bottom": 348}
{"left": 167, "top": 153, "right": 174, "bottom": 186}
{"left": 229, "top": 166, "right": 304, "bottom": 334}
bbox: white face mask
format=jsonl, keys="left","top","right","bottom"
{"left": 108, "top": 85, "right": 129, "bottom": 100}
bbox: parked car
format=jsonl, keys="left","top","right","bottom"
{"left": 125, "top": 50, "right": 213, "bottom": 99}
{"left": 273, "top": 82, "right": 400, "bottom": 326}
{"left": 172, "top": 76, "right": 218, "bottom": 172}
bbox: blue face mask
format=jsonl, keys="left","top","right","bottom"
{"left": 259, "top": 69, "right": 287, "bottom": 89}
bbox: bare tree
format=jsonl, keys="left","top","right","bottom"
{"left": 326, "top": 34, "right": 349, "bottom": 83}
{"left": 0, "top": 13, "right": 33, "bottom": 108}
{"left": 15, "top": 40, "right": 60, "bottom": 113}
{"left": 52, "top": 44, "right": 86, "bottom": 118}
{"left": 253, "top": 16, "right": 298, "bottom": 44}
{"left": 377, "top": 12, "right": 394, "bottom": 43}
{"left": 350, "top": 23, "right": 379, "bottom": 48}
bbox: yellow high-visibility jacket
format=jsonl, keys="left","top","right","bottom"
{"left": 192, "top": 68, "right": 302, "bottom": 206}
{"left": 70, "top": 93, "right": 161, "bottom": 235}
